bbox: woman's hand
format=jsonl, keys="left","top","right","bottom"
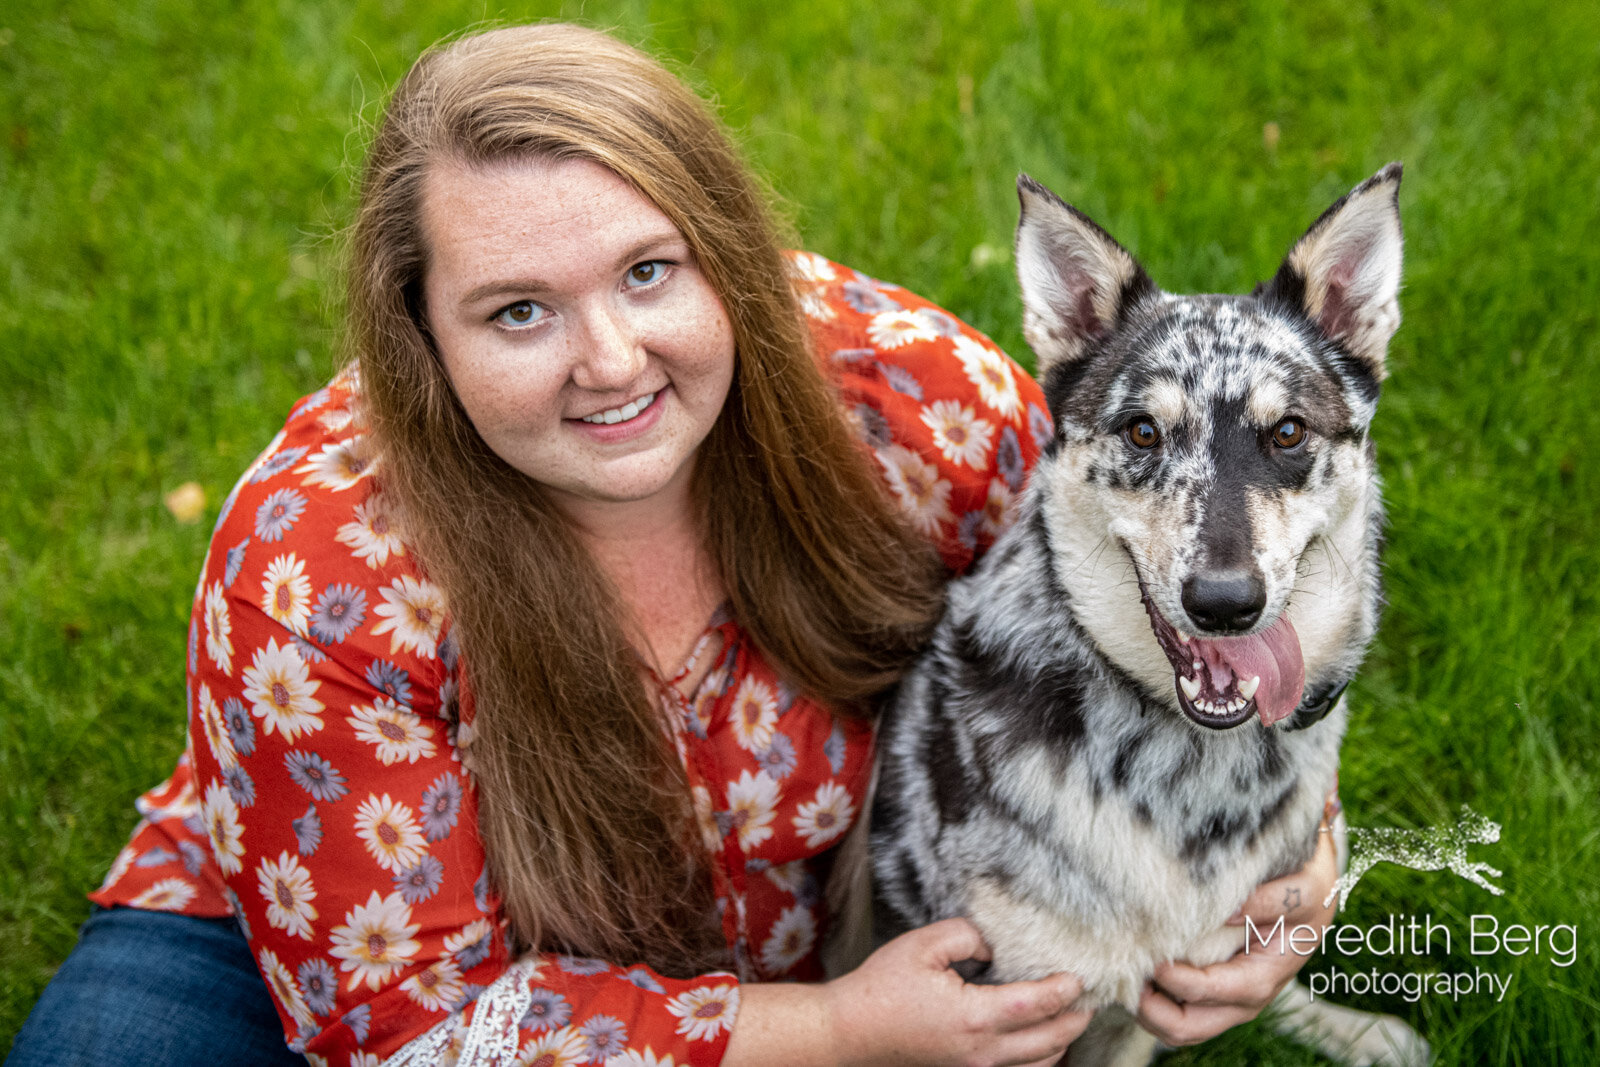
{"left": 829, "top": 918, "right": 1091, "bottom": 1067}
{"left": 726, "top": 917, "right": 1090, "bottom": 1067}
{"left": 1135, "top": 798, "right": 1340, "bottom": 1047}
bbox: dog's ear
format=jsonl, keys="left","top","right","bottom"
{"left": 1265, "top": 163, "right": 1404, "bottom": 381}
{"left": 1015, "top": 174, "right": 1154, "bottom": 374}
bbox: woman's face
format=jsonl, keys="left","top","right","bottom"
{"left": 419, "top": 156, "right": 736, "bottom": 519}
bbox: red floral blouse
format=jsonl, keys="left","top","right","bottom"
{"left": 91, "top": 253, "right": 1050, "bottom": 1067}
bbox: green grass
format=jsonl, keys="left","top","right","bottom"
{"left": 4, "top": 0, "right": 1598, "bottom": 1061}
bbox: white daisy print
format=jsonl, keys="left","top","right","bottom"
{"left": 605, "top": 1051, "right": 677, "bottom": 1067}
{"left": 256, "top": 850, "right": 318, "bottom": 941}
{"left": 295, "top": 434, "right": 377, "bottom": 491}
{"left": 347, "top": 698, "right": 437, "bottom": 765}
{"left": 317, "top": 406, "right": 354, "bottom": 435}
{"left": 793, "top": 781, "right": 856, "bottom": 849}
{"left": 763, "top": 860, "right": 806, "bottom": 898}
{"left": 260, "top": 553, "right": 313, "bottom": 636}
{"left": 336, "top": 495, "right": 407, "bottom": 569}
{"left": 329, "top": 890, "right": 421, "bottom": 992}
{"left": 196, "top": 682, "right": 236, "bottom": 770}
{"left": 691, "top": 785, "right": 722, "bottom": 854}
{"left": 759, "top": 905, "right": 817, "bottom": 975}
{"left": 353, "top": 793, "right": 428, "bottom": 872}
{"left": 728, "top": 676, "right": 779, "bottom": 754}
{"left": 788, "top": 251, "right": 837, "bottom": 284}
{"left": 400, "top": 958, "right": 464, "bottom": 1013}
{"left": 259, "top": 946, "right": 315, "bottom": 1029}
{"left": 515, "top": 1026, "right": 589, "bottom": 1067}
{"left": 953, "top": 336, "right": 1023, "bottom": 419}
{"left": 666, "top": 984, "right": 739, "bottom": 1042}
{"left": 725, "top": 770, "right": 779, "bottom": 851}
{"left": 875, "top": 443, "right": 954, "bottom": 537}
{"left": 920, "top": 399, "right": 996, "bottom": 469}
{"left": 867, "top": 309, "right": 939, "bottom": 350}
{"left": 199, "top": 781, "right": 246, "bottom": 876}
{"left": 372, "top": 575, "right": 447, "bottom": 659}
{"left": 202, "top": 582, "right": 233, "bottom": 675}
{"left": 98, "top": 844, "right": 139, "bottom": 892}
{"left": 128, "top": 877, "right": 197, "bottom": 912}
{"left": 979, "top": 478, "right": 1019, "bottom": 538}
{"left": 797, "top": 287, "right": 838, "bottom": 322}
{"left": 242, "top": 638, "right": 325, "bottom": 742}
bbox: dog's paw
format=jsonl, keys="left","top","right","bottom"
{"left": 1270, "top": 980, "right": 1431, "bottom": 1066}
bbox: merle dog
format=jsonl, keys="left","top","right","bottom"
{"left": 866, "top": 165, "right": 1428, "bottom": 1065}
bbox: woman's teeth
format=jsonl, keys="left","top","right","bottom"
{"left": 580, "top": 391, "right": 656, "bottom": 425}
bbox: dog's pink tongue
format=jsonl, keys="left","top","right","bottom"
{"left": 1207, "top": 616, "right": 1306, "bottom": 727}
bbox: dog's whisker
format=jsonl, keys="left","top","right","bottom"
{"left": 1321, "top": 536, "right": 1357, "bottom": 585}
{"left": 1063, "top": 535, "right": 1113, "bottom": 579}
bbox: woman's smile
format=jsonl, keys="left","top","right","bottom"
{"left": 569, "top": 385, "right": 670, "bottom": 442}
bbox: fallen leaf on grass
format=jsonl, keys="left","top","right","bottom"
{"left": 164, "top": 482, "right": 206, "bottom": 523}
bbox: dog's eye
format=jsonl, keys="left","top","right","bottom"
{"left": 1273, "top": 418, "right": 1306, "bottom": 449}
{"left": 1125, "top": 418, "right": 1161, "bottom": 450}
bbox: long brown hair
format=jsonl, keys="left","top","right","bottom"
{"left": 349, "top": 23, "right": 943, "bottom": 976}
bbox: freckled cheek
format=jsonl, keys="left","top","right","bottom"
{"left": 647, "top": 298, "right": 736, "bottom": 406}
{"left": 444, "top": 347, "right": 572, "bottom": 437}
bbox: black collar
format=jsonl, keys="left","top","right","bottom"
{"left": 1281, "top": 679, "right": 1351, "bottom": 732}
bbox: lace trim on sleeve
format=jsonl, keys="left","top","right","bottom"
{"left": 383, "top": 957, "right": 539, "bottom": 1066}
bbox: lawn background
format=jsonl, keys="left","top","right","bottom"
{"left": 3, "top": 0, "right": 1598, "bottom": 1062}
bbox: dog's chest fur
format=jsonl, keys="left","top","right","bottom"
{"left": 871, "top": 499, "right": 1345, "bottom": 1011}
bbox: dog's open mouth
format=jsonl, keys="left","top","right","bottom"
{"left": 1138, "top": 582, "right": 1307, "bottom": 730}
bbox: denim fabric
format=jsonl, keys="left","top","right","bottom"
{"left": 7, "top": 906, "right": 306, "bottom": 1067}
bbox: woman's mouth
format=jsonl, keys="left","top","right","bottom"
{"left": 578, "top": 390, "right": 659, "bottom": 425}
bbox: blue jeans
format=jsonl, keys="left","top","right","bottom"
{"left": 7, "top": 906, "right": 306, "bottom": 1067}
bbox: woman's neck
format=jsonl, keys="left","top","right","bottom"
{"left": 555, "top": 479, "right": 726, "bottom": 677}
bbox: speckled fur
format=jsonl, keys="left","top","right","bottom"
{"left": 868, "top": 167, "right": 1417, "bottom": 1065}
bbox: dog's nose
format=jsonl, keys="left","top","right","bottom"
{"left": 1181, "top": 571, "right": 1266, "bottom": 633}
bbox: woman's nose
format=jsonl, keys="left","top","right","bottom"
{"left": 571, "top": 303, "right": 647, "bottom": 390}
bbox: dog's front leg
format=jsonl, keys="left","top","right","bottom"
{"left": 1062, "top": 1008, "right": 1159, "bottom": 1067}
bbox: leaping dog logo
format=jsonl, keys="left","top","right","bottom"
{"left": 1327, "top": 805, "right": 1504, "bottom": 910}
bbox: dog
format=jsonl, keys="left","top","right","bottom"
{"left": 863, "top": 165, "right": 1430, "bottom": 1065}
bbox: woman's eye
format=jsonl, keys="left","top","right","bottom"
{"left": 625, "top": 261, "right": 667, "bottom": 288}
{"left": 493, "top": 301, "right": 546, "bottom": 329}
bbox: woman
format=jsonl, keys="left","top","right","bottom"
{"left": 11, "top": 23, "right": 1337, "bottom": 1067}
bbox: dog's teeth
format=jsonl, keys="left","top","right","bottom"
{"left": 1177, "top": 631, "right": 1191, "bottom": 644}
{"left": 1180, "top": 676, "right": 1201, "bottom": 700}
{"left": 1239, "top": 676, "right": 1261, "bottom": 700}
{"left": 1192, "top": 660, "right": 1203, "bottom": 672}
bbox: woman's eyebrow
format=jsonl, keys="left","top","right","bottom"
{"left": 457, "top": 231, "right": 689, "bottom": 309}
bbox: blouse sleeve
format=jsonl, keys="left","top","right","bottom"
{"left": 786, "top": 251, "right": 1051, "bottom": 575}
{"left": 98, "top": 375, "right": 740, "bottom": 1067}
